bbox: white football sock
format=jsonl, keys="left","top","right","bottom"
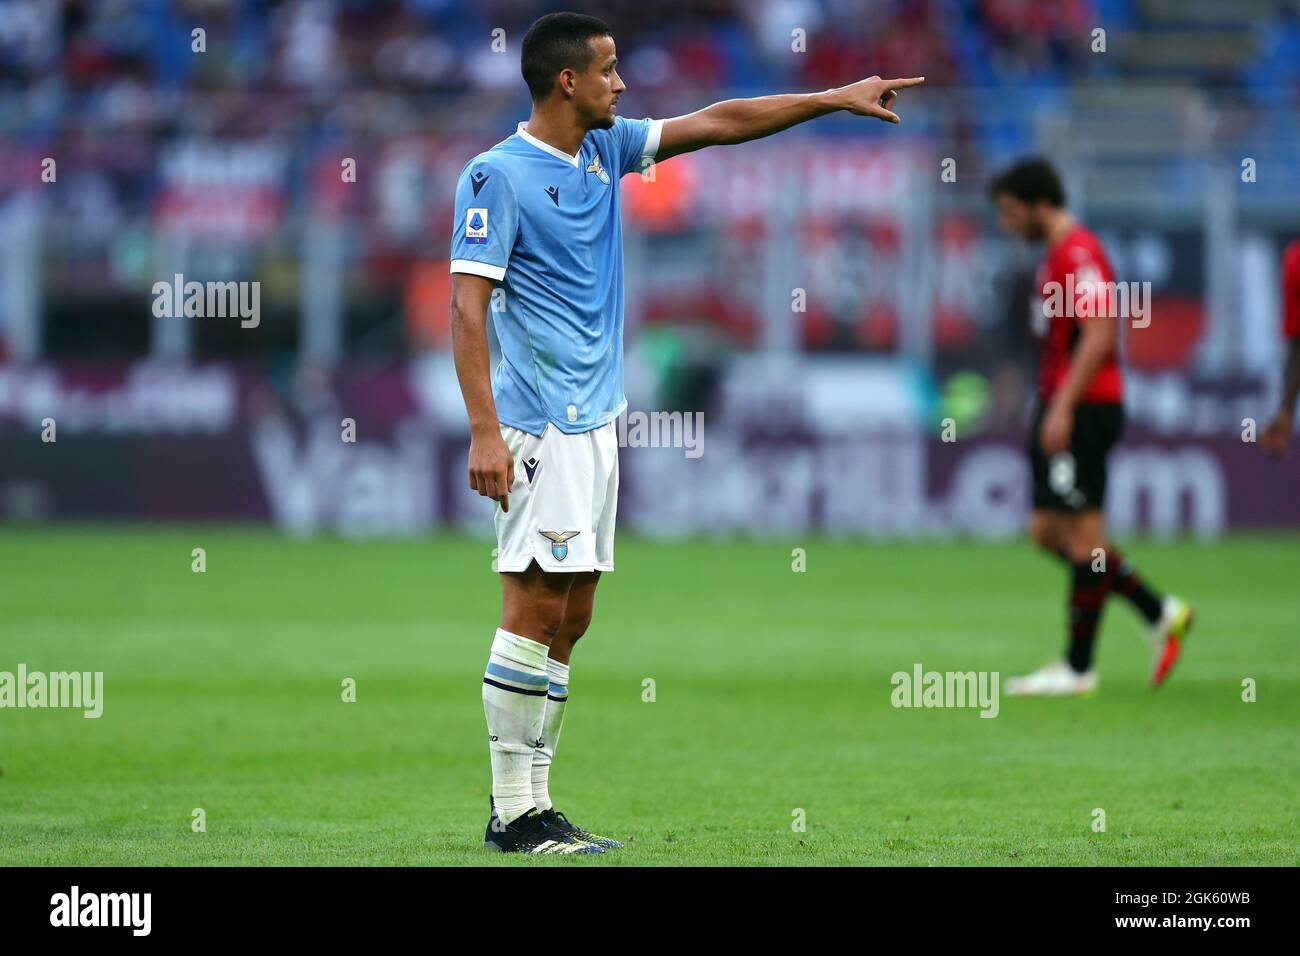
{"left": 532, "top": 658, "right": 569, "bottom": 813}
{"left": 482, "top": 628, "right": 549, "bottom": 825}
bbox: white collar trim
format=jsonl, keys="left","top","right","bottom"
{"left": 516, "top": 122, "right": 580, "bottom": 166}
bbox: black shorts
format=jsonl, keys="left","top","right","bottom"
{"left": 1028, "top": 401, "right": 1124, "bottom": 512}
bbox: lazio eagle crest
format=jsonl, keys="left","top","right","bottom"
{"left": 587, "top": 153, "right": 611, "bottom": 185}
{"left": 540, "top": 530, "right": 580, "bottom": 562}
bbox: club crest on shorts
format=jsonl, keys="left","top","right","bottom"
{"left": 540, "top": 530, "right": 580, "bottom": 562}
{"left": 587, "top": 152, "right": 611, "bottom": 185}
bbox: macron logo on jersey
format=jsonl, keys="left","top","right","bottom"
{"left": 470, "top": 170, "right": 489, "bottom": 196}
{"left": 466, "top": 208, "right": 488, "bottom": 244}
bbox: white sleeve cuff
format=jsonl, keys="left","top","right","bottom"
{"left": 450, "top": 258, "right": 506, "bottom": 282}
{"left": 641, "top": 118, "right": 663, "bottom": 169}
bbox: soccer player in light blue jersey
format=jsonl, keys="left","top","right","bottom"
{"left": 451, "top": 11, "right": 923, "bottom": 854}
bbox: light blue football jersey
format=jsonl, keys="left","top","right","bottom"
{"left": 450, "top": 116, "right": 662, "bottom": 435}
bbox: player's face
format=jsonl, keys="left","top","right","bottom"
{"left": 994, "top": 194, "right": 1044, "bottom": 241}
{"left": 573, "top": 36, "right": 624, "bottom": 130}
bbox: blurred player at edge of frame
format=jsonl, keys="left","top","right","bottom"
{"left": 1260, "top": 239, "right": 1300, "bottom": 455}
{"left": 989, "top": 158, "right": 1193, "bottom": 698}
{"left": 449, "top": 11, "right": 923, "bottom": 853}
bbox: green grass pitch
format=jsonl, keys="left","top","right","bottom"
{"left": 1, "top": 527, "right": 1296, "bottom": 866}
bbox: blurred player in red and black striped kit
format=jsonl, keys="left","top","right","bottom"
{"left": 1261, "top": 239, "right": 1300, "bottom": 455}
{"left": 989, "top": 158, "right": 1193, "bottom": 697}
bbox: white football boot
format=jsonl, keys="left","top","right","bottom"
{"left": 1004, "top": 660, "right": 1098, "bottom": 697}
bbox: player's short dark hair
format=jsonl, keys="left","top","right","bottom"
{"left": 989, "top": 158, "right": 1066, "bottom": 207}
{"left": 521, "top": 12, "right": 611, "bottom": 102}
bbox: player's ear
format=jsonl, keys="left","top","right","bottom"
{"left": 558, "top": 67, "right": 576, "bottom": 98}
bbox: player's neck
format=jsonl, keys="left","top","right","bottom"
{"left": 1043, "top": 209, "right": 1076, "bottom": 248}
{"left": 522, "top": 106, "right": 585, "bottom": 159}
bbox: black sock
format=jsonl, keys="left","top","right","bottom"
{"left": 1067, "top": 561, "right": 1112, "bottom": 673}
{"left": 1106, "top": 549, "right": 1164, "bottom": 624}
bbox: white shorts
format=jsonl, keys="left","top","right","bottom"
{"left": 494, "top": 421, "right": 618, "bottom": 574}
